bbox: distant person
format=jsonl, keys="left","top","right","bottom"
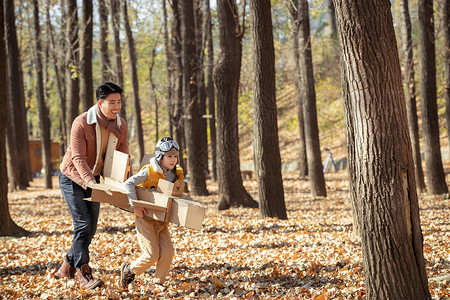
{"left": 54, "top": 82, "right": 129, "bottom": 290}
{"left": 120, "top": 137, "right": 184, "bottom": 290}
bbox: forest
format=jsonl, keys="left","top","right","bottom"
{"left": 0, "top": 0, "right": 449, "bottom": 299}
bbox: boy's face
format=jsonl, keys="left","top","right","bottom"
{"left": 160, "top": 154, "right": 178, "bottom": 170}
{"left": 98, "top": 93, "right": 121, "bottom": 120}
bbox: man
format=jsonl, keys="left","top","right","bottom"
{"left": 54, "top": 82, "right": 129, "bottom": 290}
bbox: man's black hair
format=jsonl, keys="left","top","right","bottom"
{"left": 96, "top": 82, "right": 123, "bottom": 100}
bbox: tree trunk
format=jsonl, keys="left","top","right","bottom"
{"left": 250, "top": 0, "right": 287, "bottom": 219}
{"left": 418, "top": 0, "right": 448, "bottom": 195}
{"left": 399, "top": 0, "right": 427, "bottom": 193}
{"left": 122, "top": 0, "right": 145, "bottom": 161}
{"left": 327, "top": 0, "right": 338, "bottom": 39}
{"left": 214, "top": 0, "right": 257, "bottom": 209}
{"left": 4, "top": 0, "right": 31, "bottom": 188}
{"left": 298, "top": 0, "right": 327, "bottom": 197}
{"left": 149, "top": 49, "right": 159, "bottom": 142}
{"left": 333, "top": 0, "right": 431, "bottom": 298}
{"left": 205, "top": 0, "right": 217, "bottom": 181}
{"left": 65, "top": 0, "right": 80, "bottom": 137}
{"left": 162, "top": 0, "right": 174, "bottom": 137}
{"left": 79, "top": 0, "right": 93, "bottom": 112}
{"left": 170, "top": 0, "right": 187, "bottom": 179}
{"left": 181, "top": 0, "right": 208, "bottom": 195}
{"left": 0, "top": 1, "right": 29, "bottom": 237}
{"left": 110, "top": 0, "right": 126, "bottom": 122}
{"left": 46, "top": 5, "right": 67, "bottom": 151}
{"left": 6, "top": 105, "right": 20, "bottom": 191}
{"left": 288, "top": 1, "right": 308, "bottom": 179}
{"left": 99, "top": 0, "right": 113, "bottom": 83}
{"left": 194, "top": 0, "right": 209, "bottom": 179}
{"left": 444, "top": 0, "right": 450, "bottom": 159}
{"left": 33, "top": 0, "right": 52, "bottom": 189}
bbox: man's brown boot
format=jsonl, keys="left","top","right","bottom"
{"left": 76, "top": 264, "right": 104, "bottom": 290}
{"left": 53, "top": 260, "right": 76, "bottom": 279}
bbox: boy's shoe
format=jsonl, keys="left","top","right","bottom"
{"left": 120, "top": 262, "right": 135, "bottom": 288}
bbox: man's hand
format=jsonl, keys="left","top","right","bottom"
{"left": 87, "top": 180, "right": 97, "bottom": 187}
{"left": 133, "top": 206, "right": 146, "bottom": 218}
{"left": 87, "top": 180, "right": 112, "bottom": 195}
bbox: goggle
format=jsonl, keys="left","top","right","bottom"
{"left": 157, "top": 140, "right": 180, "bottom": 152}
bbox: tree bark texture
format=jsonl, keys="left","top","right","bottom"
{"left": 79, "top": 0, "right": 93, "bottom": 112}
{"left": 250, "top": 0, "right": 287, "bottom": 219}
{"left": 288, "top": 0, "right": 308, "bottom": 179}
{"left": 333, "top": 0, "right": 431, "bottom": 298}
{"left": 0, "top": 1, "right": 28, "bottom": 236}
{"left": 110, "top": 0, "right": 126, "bottom": 122}
{"left": 33, "top": 0, "right": 52, "bottom": 189}
{"left": 65, "top": 0, "right": 80, "bottom": 138}
{"left": 399, "top": 0, "right": 427, "bottom": 193}
{"left": 340, "top": 57, "right": 360, "bottom": 239}
{"left": 4, "top": 0, "right": 31, "bottom": 188}
{"left": 418, "top": 0, "right": 448, "bottom": 194}
{"left": 298, "top": 0, "right": 327, "bottom": 197}
{"left": 194, "top": 0, "right": 209, "bottom": 179}
{"left": 214, "top": 0, "right": 257, "bottom": 210}
{"left": 205, "top": 0, "right": 217, "bottom": 181}
{"left": 170, "top": 0, "right": 187, "bottom": 178}
{"left": 123, "top": 0, "right": 145, "bottom": 161}
{"left": 181, "top": 0, "right": 208, "bottom": 196}
{"left": 99, "top": 0, "right": 113, "bottom": 82}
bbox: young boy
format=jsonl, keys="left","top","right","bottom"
{"left": 120, "top": 137, "right": 184, "bottom": 289}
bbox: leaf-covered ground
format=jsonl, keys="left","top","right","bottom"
{"left": 1, "top": 171, "right": 449, "bottom": 299}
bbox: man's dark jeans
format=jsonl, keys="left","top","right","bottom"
{"left": 59, "top": 173, "right": 100, "bottom": 269}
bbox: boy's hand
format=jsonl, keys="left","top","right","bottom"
{"left": 134, "top": 206, "right": 146, "bottom": 218}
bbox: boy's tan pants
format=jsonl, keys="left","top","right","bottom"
{"left": 130, "top": 217, "right": 174, "bottom": 283}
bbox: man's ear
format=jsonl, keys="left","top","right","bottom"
{"left": 97, "top": 100, "right": 102, "bottom": 107}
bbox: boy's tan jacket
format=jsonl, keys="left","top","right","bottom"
{"left": 60, "top": 105, "right": 129, "bottom": 189}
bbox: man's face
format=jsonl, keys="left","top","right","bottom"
{"left": 98, "top": 93, "right": 121, "bottom": 120}
{"left": 160, "top": 154, "right": 179, "bottom": 171}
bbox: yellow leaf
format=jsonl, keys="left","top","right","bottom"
{"left": 213, "top": 276, "right": 226, "bottom": 288}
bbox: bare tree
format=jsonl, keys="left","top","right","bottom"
{"left": 333, "top": 0, "right": 431, "bottom": 298}
{"left": 214, "top": 0, "right": 258, "bottom": 209}
{"left": 149, "top": 47, "right": 159, "bottom": 142}
{"left": 169, "top": 0, "right": 187, "bottom": 178}
{"left": 181, "top": 0, "right": 208, "bottom": 195}
{"left": 4, "top": 0, "right": 31, "bottom": 188}
{"left": 122, "top": 0, "right": 144, "bottom": 161}
{"left": 46, "top": 4, "right": 67, "bottom": 151}
{"left": 250, "top": 0, "right": 287, "bottom": 219}
{"left": 298, "top": 0, "right": 327, "bottom": 197}
{"left": 162, "top": 0, "right": 174, "bottom": 136}
{"left": 0, "top": 1, "right": 29, "bottom": 236}
{"left": 79, "top": 0, "right": 93, "bottom": 112}
{"left": 287, "top": 1, "right": 308, "bottom": 178}
{"left": 110, "top": 0, "right": 127, "bottom": 122}
{"left": 418, "top": 0, "right": 448, "bottom": 194}
{"left": 98, "top": 0, "right": 113, "bottom": 82}
{"left": 205, "top": 0, "right": 217, "bottom": 181}
{"left": 399, "top": 0, "right": 426, "bottom": 193}
{"left": 65, "top": 0, "right": 80, "bottom": 136}
{"left": 32, "top": 0, "right": 52, "bottom": 189}
{"left": 194, "top": 0, "right": 209, "bottom": 179}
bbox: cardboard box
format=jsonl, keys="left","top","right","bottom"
{"left": 85, "top": 150, "right": 206, "bottom": 230}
